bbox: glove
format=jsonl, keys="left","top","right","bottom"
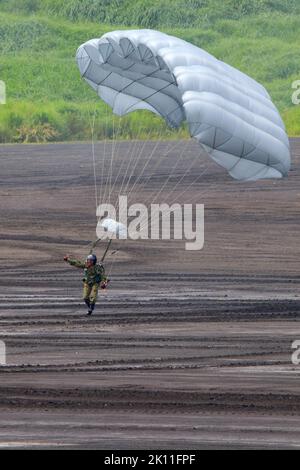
{"left": 100, "top": 279, "right": 110, "bottom": 290}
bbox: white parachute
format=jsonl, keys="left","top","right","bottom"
{"left": 76, "top": 29, "right": 290, "bottom": 182}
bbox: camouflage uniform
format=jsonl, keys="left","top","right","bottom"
{"left": 66, "top": 258, "right": 105, "bottom": 306}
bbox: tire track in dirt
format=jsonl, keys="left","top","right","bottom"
{"left": 0, "top": 141, "right": 300, "bottom": 448}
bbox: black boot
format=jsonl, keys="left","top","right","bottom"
{"left": 87, "top": 303, "right": 95, "bottom": 316}
{"left": 84, "top": 299, "right": 91, "bottom": 314}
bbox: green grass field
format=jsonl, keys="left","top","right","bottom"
{"left": 0, "top": 0, "right": 299, "bottom": 143}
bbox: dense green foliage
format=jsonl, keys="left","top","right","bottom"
{"left": 0, "top": 0, "right": 299, "bottom": 142}
{"left": 2, "top": 0, "right": 300, "bottom": 27}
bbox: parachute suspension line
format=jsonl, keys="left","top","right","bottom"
{"left": 138, "top": 144, "right": 213, "bottom": 234}
{"left": 138, "top": 166, "right": 212, "bottom": 237}
{"left": 101, "top": 238, "right": 113, "bottom": 263}
{"left": 109, "top": 133, "right": 139, "bottom": 209}
{"left": 98, "top": 103, "right": 109, "bottom": 207}
{"left": 82, "top": 79, "right": 100, "bottom": 216}
{"left": 115, "top": 135, "right": 148, "bottom": 212}
{"left": 107, "top": 114, "right": 116, "bottom": 207}
{"left": 162, "top": 153, "right": 219, "bottom": 209}
{"left": 111, "top": 113, "right": 170, "bottom": 214}
{"left": 110, "top": 113, "right": 130, "bottom": 203}
{"left": 113, "top": 120, "right": 144, "bottom": 209}
{"left": 104, "top": 113, "right": 123, "bottom": 207}
{"left": 108, "top": 115, "right": 123, "bottom": 207}
{"left": 142, "top": 139, "right": 191, "bottom": 209}
{"left": 114, "top": 121, "right": 167, "bottom": 212}
{"left": 89, "top": 237, "right": 102, "bottom": 255}
{"left": 112, "top": 136, "right": 191, "bottom": 234}
{"left": 167, "top": 167, "right": 211, "bottom": 206}
{"left": 122, "top": 135, "right": 161, "bottom": 204}
{"left": 90, "top": 109, "right": 98, "bottom": 213}
{"left": 126, "top": 139, "right": 183, "bottom": 208}
{"left": 138, "top": 141, "right": 219, "bottom": 236}
{"left": 157, "top": 182, "right": 220, "bottom": 236}
{"left": 118, "top": 122, "right": 145, "bottom": 192}
{"left": 85, "top": 99, "right": 99, "bottom": 216}
{"left": 160, "top": 149, "right": 209, "bottom": 204}
{"left": 106, "top": 248, "right": 119, "bottom": 278}
{"left": 124, "top": 135, "right": 176, "bottom": 206}
{"left": 164, "top": 142, "right": 222, "bottom": 205}
{"left": 113, "top": 123, "right": 144, "bottom": 192}
{"left": 107, "top": 69, "right": 141, "bottom": 206}
{"left": 148, "top": 138, "right": 208, "bottom": 209}
{"left": 182, "top": 182, "right": 219, "bottom": 206}
{"left": 120, "top": 126, "right": 165, "bottom": 205}
{"left": 107, "top": 115, "right": 120, "bottom": 206}
{"left": 158, "top": 139, "right": 185, "bottom": 158}
{"left": 101, "top": 114, "right": 114, "bottom": 209}
{"left": 118, "top": 135, "right": 153, "bottom": 204}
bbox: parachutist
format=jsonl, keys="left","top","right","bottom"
{"left": 64, "top": 253, "right": 107, "bottom": 316}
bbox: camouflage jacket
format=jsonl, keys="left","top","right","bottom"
{"left": 67, "top": 258, "right": 105, "bottom": 285}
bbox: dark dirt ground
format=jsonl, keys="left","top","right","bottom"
{"left": 0, "top": 139, "right": 299, "bottom": 449}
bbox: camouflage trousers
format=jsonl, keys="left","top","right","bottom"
{"left": 83, "top": 282, "right": 99, "bottom": 305}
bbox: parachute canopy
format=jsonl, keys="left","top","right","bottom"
{"left": 76, "top": 29, "right": 290, "bottom": 181}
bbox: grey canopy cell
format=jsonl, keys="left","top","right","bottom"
{"left": 76, "top": 29, "right": 290, "bottom": 181}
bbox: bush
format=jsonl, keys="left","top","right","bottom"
{"left": 15, "top": 123, "right": 59, "bottom": 142}
{"left": 2, "top": 0, "right": 300, "bottom": 26}
{"left": 0, "top": 1, "right": 299, "bottom": 140}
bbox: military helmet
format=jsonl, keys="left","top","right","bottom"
{"left": 86, "top": 254, "right": 97, "bottom": 265}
